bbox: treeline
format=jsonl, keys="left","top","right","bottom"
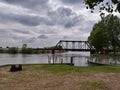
{"left": 45, "top": 45, "right": 63, "bottom": 49}
{"left": 0, "top": 44, "right": 63, "bottom": 54}
{"left": 0, "top": 47, "right": 40, "bottom": 54}
{"left": 88, "top": 14, "right": 120, "bottom": 54}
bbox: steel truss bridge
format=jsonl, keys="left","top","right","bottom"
{"left": 56, "top": 40, "right": 94, "bottom": 51}
{"left": 35, "top": 40, "right": 95, "bottom": 53}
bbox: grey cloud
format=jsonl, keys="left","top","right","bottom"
{"left": 0, "top": 29, "right": 7, "bottom": 34}
{"left": 47, "top": 7, "right": 84, "bottom": 28}
{"left": 64, "top": 22, "right": 74, "bottom": 28}
{"left": 0, "top": 29, "right": 12, "bottom": 38}
{"left": 2, "top": 0, "right": 49, "bottom": 10}
{"left": 12, "top": 36, "right": 27, "bottom": 41}
{"left": 0, "top": 2, "right": 84, "bottom": 27}
{"left": 40, "top": 29, "right": 57, "bottom": 34}
{"left": 22, "top": 37, "right": 36, "bottom": 43}
{"left": 47, "top": 7, "right": 73, "bottom": 20}
{"left": 0, "top": 12, "right": 46, "bottom": 26}
{"left": 0, "top": 0, "right": 100, "bottom": 48}
{"left": 61, "top": 0, "right": 83, "bottom": 4}
{"left": 79, "top": 20, "right": 97, "bottom": 33}
{"left": 0, "top": 29, "right": 30, "bottom": 42}
{"left": 64, "top": 16, "right": 82, "bottom": 28}
{"left": 2, "top": 29, "right": 27, "bottom": 36}
{"left": 38, "top": 35, "right": 48, "bottom": 39}
{"left": 13, "top": 29, "right": 31, "bottom": 34}
{"left": 17, "top": 15, "right": 41, "bottom": 26}
{"left": 57, "top": 7, "right": 73, "bottom": 17}
{"left": 63, "top": 36, "right": 69, "bottom": 39}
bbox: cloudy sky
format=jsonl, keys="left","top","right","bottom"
{"left": 0, "top": 0, "right": 119, "bottom": 48}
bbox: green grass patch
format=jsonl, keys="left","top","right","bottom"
{"left": 78, "top": 81, "right": 104, "bottom": 89}
{"left": 39, "top": 64, "right": 120, "bottom": 74}
{"left": 2, "top": 64, "right": 120, "bottom": 74}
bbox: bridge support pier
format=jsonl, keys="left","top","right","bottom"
{"left": 70, "top": 57, "right": 74, "bottom": 65}
{"left": 52, "top": 50, "right": 55, "bottom": 64}
{"left": 90, "top": 50, "right": 97, "bottom": 54}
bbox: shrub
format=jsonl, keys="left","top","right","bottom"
{"left": 8, "top": 47, "right": 18, "bottom": 54}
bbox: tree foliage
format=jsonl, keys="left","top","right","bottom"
{"left": 47, "top": 45, "right": 63, "bottom": 49}
{"left": 84, "top": 0, "right": 120, "bottom": 13}
{"left": 22, "top": 44, "right": 34, "bottom": 54}
{"left": 8, "top": 47, "right": 18, "bottom": 54}
{"left": 88, "top": 27, "right": 109, "bottom": 50}
{"left": 88, "top": 14, "right": 120, "bottom": 52}
{"left": 102, "top": 14, "right": 120, "bottom": 51}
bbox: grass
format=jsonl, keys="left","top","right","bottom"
{"left": 1, "top": 64, "right": 120, "bottom": 74}
{"left": 1, "top": 64, "right": 120, "bottom": 90}
{"left": 78, "top": 81, "right": 104, "bottom": 89}
{"left": 39, "top": 64, "right": 120, "bottom": 74}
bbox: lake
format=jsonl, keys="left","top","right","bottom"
{"left": 0, "top": 51, "right": 120, "bottom": 66}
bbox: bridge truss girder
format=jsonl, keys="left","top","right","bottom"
{"left": 56, "top": 40, "right": 94, "bottom": 50}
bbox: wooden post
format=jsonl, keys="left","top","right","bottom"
{"left": 52, "top": 50, "right": 55, "bottom": 64}
{"left": 70, "top": 57, "right": 74, "bottom": 65}
{"left": 61, "top": 59, "right": 63, "bottom": 64}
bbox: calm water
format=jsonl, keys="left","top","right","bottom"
{"left": 0, "top": 51, "right": 120, "bottom": 66}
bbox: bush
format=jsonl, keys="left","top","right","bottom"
{"left": 22, "top": 48, "right": 34, "bottom": 54}
{"left": 0, "top": 49, "right": 5, "bottom": 53}
{"left": 8, "top": 47, "right": 18, "bottom": 54}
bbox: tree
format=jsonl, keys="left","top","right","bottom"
{"left": 84, "top": 0, "right": 120, "bottom": 13}
{"left": 8, "top": 47, "right": 18, "bottom": 54}
{"left": 88, "top": 14, "right": 120, "bottom": 53}
{"left": 48, "top": 45, "right": 63, "bottom": 49}
{"left": 22, "top": 44, "right": 27, "bottom": 49}
{"left": 88, "top": 27, "right": 109, "bottom": 51}
{"left": 22, "top": 44, "right": 27, "bottom": 53}
{"left": 21, "top": 44, "right": 34, "bottom": 54}
{"left": 102, "top": 14, "right": 120, "bottom": 52}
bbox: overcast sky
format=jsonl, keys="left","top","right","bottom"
{"left": 0, "top": 0, "right": 119, "bottom": 48}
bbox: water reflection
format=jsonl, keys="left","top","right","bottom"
{"left": 0, "top": 52, "right": 120, "bottom": 66}
{"left": 89, "top": 55, "right": 120, "bottom": 65}
{"left": 48, "top": 53, "right": 89, "bottom": 66}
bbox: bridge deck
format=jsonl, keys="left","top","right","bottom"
{"left": 34, "top": 48, "right": 95, "bottom": 51}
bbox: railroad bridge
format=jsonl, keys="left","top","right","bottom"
{"left": 36, "top": 40, "right": 96, "bottom": 54}
{"left": 56, "top": 40, "right": 94, "bottom": 51}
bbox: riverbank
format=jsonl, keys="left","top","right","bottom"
{"left": 91, "top": 53, "right": 120, "bottom": 57}
{"left": 0, "top": 65, "right": 120, "bottom": 90}
{"left": 0, "top": 48, "right": 66, "bottom": 54}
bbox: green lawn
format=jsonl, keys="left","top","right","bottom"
{"left": 35, "top": 64, "right": 120, "bottom": 74}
